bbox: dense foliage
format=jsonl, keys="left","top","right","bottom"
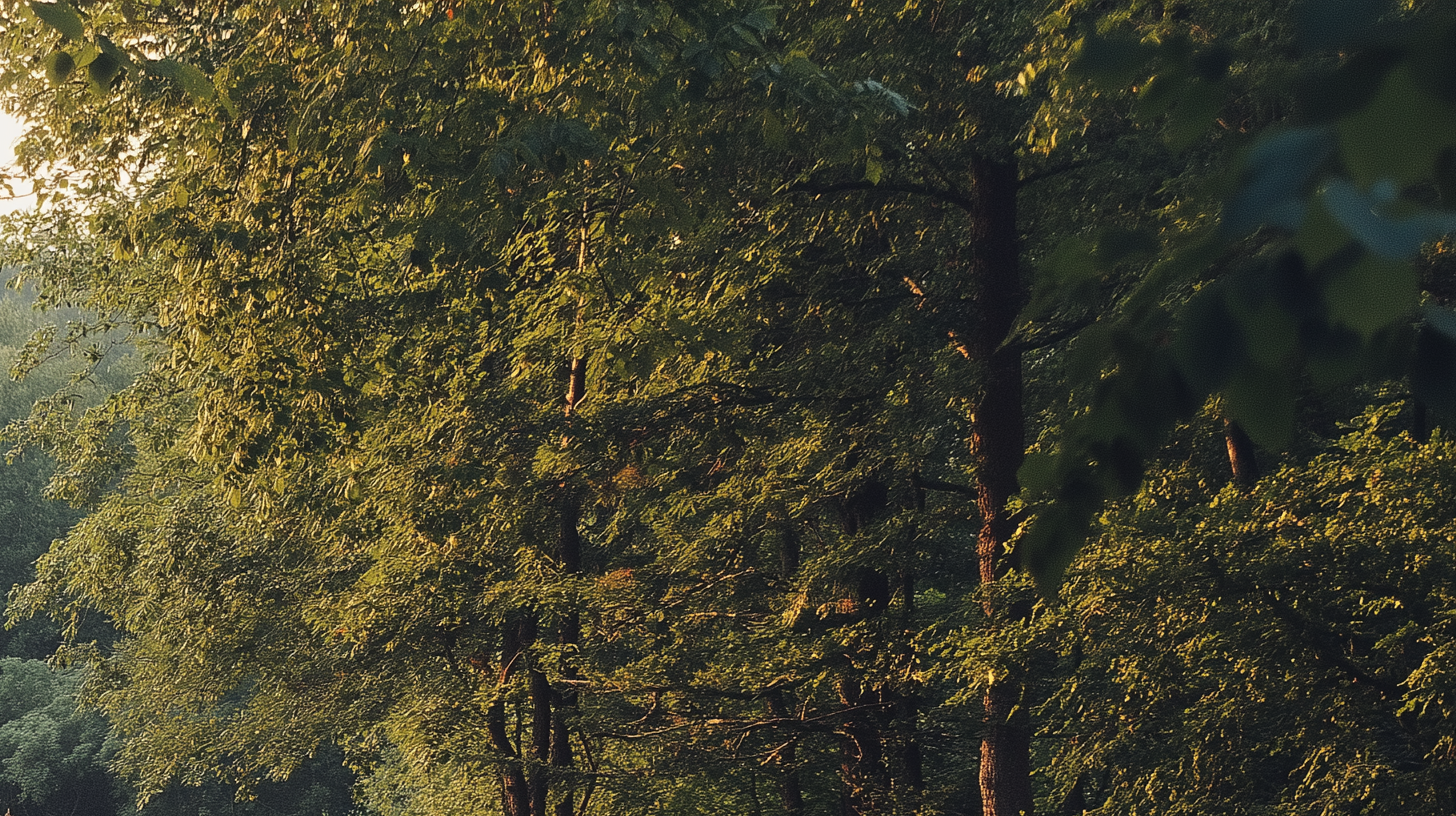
{"left": 0, "top": 1, "right": 1452, "bottom": 816}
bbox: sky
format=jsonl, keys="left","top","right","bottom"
{"left": 0, "top": 111, "right": 31, "bottom": 216}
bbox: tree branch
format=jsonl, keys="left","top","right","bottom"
{"left": 1260, "top": 591, "right": 1401, "bottom": 697}
{"left": 1018, "top": 159, "right": 1096, "bottom": 188}
{"left": 785, "top": 180, "right": 973, "bottom": 211}
{"left": 912, "top": 472, "right": 976, "bottom": 496}
{"left": 1005, "top": 314, "right": 1099, "bottom": 353}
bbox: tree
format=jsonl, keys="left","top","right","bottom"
{"left": 0, "top": 1, "right": 1416, "bottom": 815}
{"left": 1021, "top": 0, "right": 1456, "bottom": 592}
{"left": 1032, "top": 393, "right": 1456, "bottom": 815}
{"left": 0, "top": 657, "right": 119, "bottom": 816}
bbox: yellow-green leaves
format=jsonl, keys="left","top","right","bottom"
{"left": 212, "top": 65, "right": 238, "bottom": 117}
{"left": 86, "top": 50, "right": 119, "bottom": 94}
{"left": 43, "top": 50, "right": 72, "bottom": 85}
{"left": 1072, "top": 31, "right": 1231, "bottom": 149}
{"left": 29, "top": 1, "right": 84, "bottom": 42}
{"left": 151, "top": 58, "right": 215, "bottom": 104}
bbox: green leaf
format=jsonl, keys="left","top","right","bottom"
{"left": 44, "top": 51, "right": 72, "bottom": 85}
{"left": 1299, "top": 0, "right": 1389, "bottom": 51}
{"left": 152, "top": 58, "right": 215, "bottom": 102}
{"left": 1063, "top": 321, "right": 1113, "bottom": 383}
{"left": 1093, "top": 227, "right": 1158, "bottom": 265}
{"left": 1338, "top": 64, "right": 1456, "bottom": 187}
{"left": 1173, "top": 288, "right": 1246, "bottom": 393}
{"left": 29, "top": 2, "right": 84, "bottom": 42}
{"left": 1021, "top": 497, "right": 1097, "bottom": 595}
{"left": 1319, "top": 178, "right": 1456, "bottom": 260}
{"left": 1412, "top": 306, "right": 1456, "bottom": 415}
{"left": 761, "top": 111, "right": 788, "bottom": 150}
{"left": 1295, "top": 49, "right": 1399, "bottom": 123}
{"left": 70, "top": 41, "right": 96, "bottom": 67}
{"left": 1133, "top": 70, "right": 1183, "bottom": 119}
{"left": 212, "top": 64, "right": 237, "bottom": 118}
{"left": 1293, "top": 191, "right": 1352, "bottom": 266}
{"left": 1164, "top": 78, "right": 1224, "bottom": 149}
{"left": 741, "top": 7, "right": 777, "bottom": 33}
{"left": 1017, "top": 451, "right": 1060, "bottom": 497}
{"left": 1235, "top": 300, "right": 1299, "bottom": 370}
{"left": 1072, "top": 31, "right": 1157, "bottom": 90}
{"left": 85, "top": 51, "right": 118, "bottom": 94}
{"left": 1322, "top": 252, "right": 1418, "bottom": 339}
{"left": 1223, "top": 365, "right": 1295, "bottom": 450}
{"left": 1044, "top": 237, "right": 1100, "bottom": 282}
{"left": 863, "top": 155, "right": 883, "bottom": 184}
{"left": 1226, "top": 126, "right": 1336, "bottom": 236}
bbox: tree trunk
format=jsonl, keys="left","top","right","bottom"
{"left": 494, "top": 620, "right": 536, "bottom": 816}
{"left": 553, "top": 493, "right": 582, "bottom": 816}
{"left": 965, "top": 156, "right": 1034, "bottom": 816}
{"left": 898, "top": 571, "right": 925, "bottom": 793}
{"left": 1223, "top": 417, "right": 1261, "bottom": 488}
{"left": 836, "top": 679, "right": 887, "bottom": 816}
{"left": 490, "top": 697, "right": 532, "bottom": 816}
{"left": 550, "top": 347, "right": 587, "bottom": 816}
{"left": 765, "top": 690, "right": 805, "bottom": 815}
{"left": 1413, "top": 398, "right": 1432, "bottom": 443}
{"left": 979, "top": 681, "right": 1033, "bottom": 816}
{"left": 834, "top": 481, "right": 894, "bottom": 814}
{"left": 530, "top": 667, "right": 553, "bottom": 816}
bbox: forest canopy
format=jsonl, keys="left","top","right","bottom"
{"left": 0, "top": 0, "right": 1451, "bottom": 815}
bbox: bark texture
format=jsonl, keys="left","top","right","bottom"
{"left": 1223, "top": 418, "right": 1261, "bottom": 489}
{"left": 494, "top": 619, "right": 536, "bottom": 816}
{"left": 529, "top": 667, "right": 553, "bottom": 816}
{"left": 551, "top": 349, "right": 588, "bottom": 816}
{"left": 965, "top": 156, "right": 1033, "bottom": 816}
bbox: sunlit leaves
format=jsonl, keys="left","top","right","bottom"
{"left": 149, "top": 58, "right": 214, "bottom": 104}
{"left": 28, "top": 2, "right": 83, "bottom": 42}
{"left": 1047, "top": 410, "right": 1456, "bottom": 815}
